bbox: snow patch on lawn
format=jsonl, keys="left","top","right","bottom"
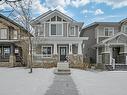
{"left": 0, "top": 68, "right": 54, "bottom": 95}
{"left": 71, "top": 69, "right": 127, "bottom": 95}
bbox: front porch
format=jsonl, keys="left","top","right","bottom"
{"left": 32, "top": 37, "right": 87, "bottom": 68}
{"left": 96, "top": 32, "right": 127, "bottom": 70}
{"left": 0, "top": 43, "right": 24, "bottom": 67}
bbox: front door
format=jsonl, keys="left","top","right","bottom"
{"left": 112, "top": 47, "right": 120, "bottom": 63}
{"left": 60, "top": 47, "right": 66, "bottom": 61}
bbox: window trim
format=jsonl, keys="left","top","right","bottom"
{"left": 70, "top": 26, "right": 76, "bottom": 36}
{"left": 49, "top": 22, "right": 63, "bottom": 36}
{"left": 104, "top": 27, "right": 114, "bottom": 36}
{"left": 0, "top": 28, "right": 8, "bottom": 39}
{"left": 123, "top": 25, "right": 127, "bottom": 33}
{"left": 37, "top": 24, "right": 45, "bottom": 36}
{"left": 41, "top": 45, "right": 52, "bottom": 58}
{"left": 13, "top": 30, "right": 18, "bottom": 39}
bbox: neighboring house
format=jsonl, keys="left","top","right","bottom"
{"left": 81, "top": 19, "right": 127, "bottom": 69}
{"left": 0, "top": 14, "right": 32, "bottom": 67}
{"left": 31, "top": 10, "right": 88, "bottom": 67}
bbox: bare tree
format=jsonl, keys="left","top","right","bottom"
{"left": 2, "top": 0, "right": 33, "bottom": 73}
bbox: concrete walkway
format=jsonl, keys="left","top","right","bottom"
{"left": 45, "top": 75, "right": 79, "bottom": 95}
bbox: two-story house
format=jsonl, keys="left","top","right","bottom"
{"left": 31, "top": 10, "right": 88, "bottom": 68}
{"left": 0, "top": 14, "right": 32, "bottom": 67}
{"left": 81, "top": 19, "right": 127, "bottom": 69}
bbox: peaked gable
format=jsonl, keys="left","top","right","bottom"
{"left": 31, "top": 10, "right": 77, "bottom": 25}
{"left": 102, "top": 32, "right": 127, "bottom": 44}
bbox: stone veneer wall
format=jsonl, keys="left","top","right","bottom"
{"left": 0, "top": 55, "right": 22, "bottom": 67}
{"left": 68, "top": 54, "right": 84, "bottom": 68}
{"left": 32, "top": 54, "right": 58, "bottom": 68}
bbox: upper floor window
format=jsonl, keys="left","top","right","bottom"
{"left": 50, "top": 24, "right": 62, "bottom": 36}
{"left": 47, "top": 16, "right": 66, "bottom": 22}
{"left": 13, "top": 30, "right": 18, "bottom": 39}
{"left": 35, "top": 25, "right": 44, "bottom": 36}
{"left": 38, "top": 24, "right": 44, "bottom": 36}
{"left": 123, "top": 25, "right": 127, "bottom": 33}
{"left": 70, "top": 26, "right": 75, "bottom": 36}
{"left": 104, "top": 27, "right": 114, "bottom": 36}
{"left": 0, "top": 28, "right": 8, "bottom": 39}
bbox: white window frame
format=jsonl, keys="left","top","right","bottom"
{"left": 37, "top": 24, "right": 45, "bottom": 36}
{"left": 104, "top": 27, "right": 114, "bottom": 36}
{"left": 49, "top": 22, "right": 63, "bottom": 36}
{"left": 0, "top": 28, "right": 8, "bottom": 39}
{"left": 70, "top": 26, "right": 76, "bottom": 36}
{"left": 13, "top": 30, "right": 18, "bottom": 39}
{"left": 123, "top": 25, "right": 127, "bottom": 33}
{"left": 42, "top": 45, "right": 52, "bottom": 58}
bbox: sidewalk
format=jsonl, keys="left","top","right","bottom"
{"left": 45, "top": 75, "right": 79, "bottom": 95}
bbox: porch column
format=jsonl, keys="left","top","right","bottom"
{"left": 10, "top": 44, "right": 14, "bottom": 55}
{"left": 110, "top": 47, "right": 112, "bottom": 65}
{"left": 102, "top": 44, "right": 110, "bottom": 64}
{"left": 9, "top": 44, "right": 15, "bottom": 67}
{"left": 96, "top": 47, "right": 99, "bottom": 64}
{"left": 78, "top": 43, "right": 82, "bottom": 54}
{"left": 69, "top": 43, "right": 72, "bottom": 54}
{"left": 124, "top": 46, "right": 127, "bottom": 65}
{"left": 54, "top": 43, "right": 57, "bottom": 54}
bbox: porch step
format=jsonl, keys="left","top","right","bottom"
{"left": 54, "top": 69, "right": 71, "bottom": 75}
{"left": 105, "top": 65, "right": 113, "bottom": 71}
{"left": 105, "top": 65, "right": 127, "bottom": 71}
{"left": 54, "top": 62, "right": 71, "bottom": 75}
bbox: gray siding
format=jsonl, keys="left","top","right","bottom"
{"left": 81, "top": 28, "right": 96, "bottom": 63}
{"left": 45, "top": 23, "right": 49, "bottom": 37}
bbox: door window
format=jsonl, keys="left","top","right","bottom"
{"left": 61, "top": 48, "right": 66, "bottom": 55}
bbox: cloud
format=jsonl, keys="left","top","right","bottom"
{"left": 91, "top": 15, "right": 124, "bottom": 22}
{"left": 32, "top": 0, "right": 49, "bottom": 14}
{"left": 71, "top": 0, "right": 127, "bottom": 9}
{"left": 94, "top": 9, "right": 104, "bottom": 15}
{"left": 43, "top": 0, "right": 73, "bottom": 17}
{"left": 82, "top": 9, "right": 104, "bottom": 15}
{"left": 93, "top": 0, "right": 127, "bottom": 9}
{"left": 45, "top": 0, "right": 70, "bottom": 8}
{"left": 71, "top": 0, "right": 90, "bottom": 8}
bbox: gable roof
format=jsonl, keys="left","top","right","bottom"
{"left": 80, "top": 22, "right": 120, "bottom": 36}
{"left": 31, "top": 9, "right": 77, "bottom": 24}
{"left": 101, "top": 32, "right": 127, "bottom": 44}
{"left": 120, "top": 18, "right": 127, "bottom": 24}
{"left": 0, "top": 14, "right": 33, "bottom": 36}
{"left": 94, "top": 32, "right": 127, "bottom": 47}
{"left": 83, "top": 22, "right": 119, "bottom": 30}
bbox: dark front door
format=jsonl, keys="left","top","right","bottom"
{"left": 112, "top": 47, "right": 120, "bottom": 63}
{"left": 60, "top": 47, "right": 66, "bottom": 61}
